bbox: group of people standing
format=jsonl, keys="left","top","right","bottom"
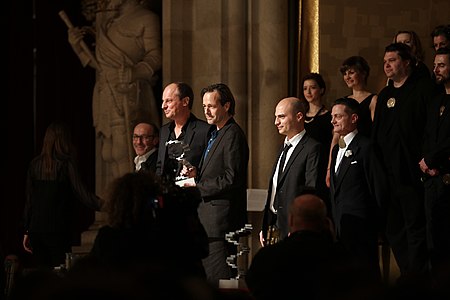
{"left": 20, "top": 18, "right": 450, "bottom": 299}
{"left": 249, "top": 26, "right": 450, "bottom": 298}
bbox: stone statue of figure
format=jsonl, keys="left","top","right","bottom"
{"left": 67, "top": 0, "right": 162, "bottom": 194}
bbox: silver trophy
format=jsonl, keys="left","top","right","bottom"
{"left": 165, "top": 140, "right": 195, "bottom": 186}
{"left": 225, "top": 224, "right": 253, "bottom": 279}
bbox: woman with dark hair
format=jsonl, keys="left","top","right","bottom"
{"left": 23, "top": 121, "right": 101, "bottom": 269}
{"left": 301, "top": 72, "right": 333, "bottom": 208}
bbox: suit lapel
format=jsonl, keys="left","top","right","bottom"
{"left": 200, "top": 124, "right": 228, "bottom": 174}
{"left": 330, "top": 144, "right": 339, "bottom": 191}
{"left": 184, "top": 117, "right": 197, "bottom": 147}
{"left": 159, "top": 125, "right": 172, "bottom": 171}
{"left": 334, "top": 135, "right": 361, "bottom": 190}
{"left": 277, "top": 135, "right": 306, "bottom": 185}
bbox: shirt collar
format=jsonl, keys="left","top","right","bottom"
{"left": 284, "top": 129, "right": 306, "bottom": 148}
{"left": 340, "top": 129, "right": 358, "bottom": 150}
{"left": 134, "top": 148, "right": 156, "bottom": 170}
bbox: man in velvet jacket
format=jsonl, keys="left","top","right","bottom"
{"left": 330, "top": 97, "right": 388, "bottom": 281}
{"left": 184, "top": 83, "right": 249, "bottom": 287}
{"left": 156, "top": 82, "right": 214, "bottom": 181}
{"left": 261, "top": 97, "right": 321, "bottom": 245}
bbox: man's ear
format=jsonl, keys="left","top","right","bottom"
{"left": 224, "top": 101, "right": 230, "bottom": 112}
{"left": 297, "top": 111, "right": 304, "bottom": 122}
{"left": 182, "top": 96, "right": 190, "bottom": 107}
{"left": 351, "top": 113, "right": 359, "bottom": 124}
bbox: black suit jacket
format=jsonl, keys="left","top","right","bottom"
{"left": 156, "top": 113, "right": 214, "bottom": 178}
{"left": 330, "top": 133, "right": 388, "bottom": 237}
{"left": 196, "top": 118, "right": 249, "bottom": 239}
{"left": 423, "top": 93, "right": 450, "bottom": 172}
{"left": 262, "top": 134, "right": 321, "bottom": 240}
{"left": 138, "top": 150, "right": 158, "bottom": 174}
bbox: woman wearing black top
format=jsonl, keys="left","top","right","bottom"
{"left": 301, "top": 73, "right": 333, "bottom": 207}
{"left": 23, "top": 121, "right": 101, "bottom": 269}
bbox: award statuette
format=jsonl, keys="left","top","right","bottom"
{"left": 165, "top": 140, "right": 196, "bottom": 187}
{"left": 218, "top": 224, "right": 253, "bottom": 289}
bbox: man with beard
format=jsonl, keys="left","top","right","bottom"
{"left": 419, "top": 47, "right": 450, "bottom": 288}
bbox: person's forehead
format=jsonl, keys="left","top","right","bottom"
{"left": 332, "top": 104, "right": 346, "bottom": 113}
{"left": 203, "top": 91, "right": 220, "bottom": 102}
{"left": 134, "top": 124, "right": 152, "bottom": 133}
{"left": 384, "top": 51, "right": 400, "bottom": 59}
{"left": 435, "top": 34, "right": 449, "bottom": 41}
{"left": 435, "top": 54, "right": 450, "bottom": 63}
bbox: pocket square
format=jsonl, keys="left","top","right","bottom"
{"left": 351, "top": 161, "right": 358, "bottom": 165}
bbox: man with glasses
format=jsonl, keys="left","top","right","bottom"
{"left": 132, "top": 122, "right": 159, "bottom": 173}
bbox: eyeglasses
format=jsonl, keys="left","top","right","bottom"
{"left": 132, "top": 134, "right": 154, "bottom": 141}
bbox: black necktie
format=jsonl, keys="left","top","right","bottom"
{"left": 274, "top": 144, "right": 291, "bottom": 210}
{"left": 277, "top": 144, "right": 291, "bottom": 183}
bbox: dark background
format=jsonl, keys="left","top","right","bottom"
{"left": 4, "top": 0, "right": 112, "bottom": 269}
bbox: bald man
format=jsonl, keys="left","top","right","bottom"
{"left": 260, "top": 97, "right": 321, "bottom": 244}
{"left": 132, "top": 122, "right": 159, "bottom": 173}
{"left": 247, "top": 194, "right": 348, "bottom": 300}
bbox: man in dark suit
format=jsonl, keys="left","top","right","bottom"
{"left": 156, "top": 82, "right": 214, "bottom": 181}
{"left": 419, "top": 47, "right": 450, "bottom": 284}
{"left": 132, "top": 122, "right": 159, "bottom": 173}
{"left": 261, "top": 97, "right": 321, "bottom": 245}
{"left": 183, "top": 83, "right": 249, "bottom": 287}
{"left": 330, "top": 97, "right": 388, "bottom": 281}
{"left": 372, "top": 43, "right": 433, "bottom": 284}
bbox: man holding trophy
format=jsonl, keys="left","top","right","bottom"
{"left": 156, "top": 82, "right": 214, "bottom": 183}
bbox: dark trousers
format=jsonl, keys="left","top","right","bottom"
{"left": 29, "top": 232, "right": 71, "bottom": 269}
{"left": 338, "top": 214, "right": 381, "bottom": 282}
{"left": 386, "top": 184, "right": 429, "bottom": 278}
{"left": 202, "top": 240, "right": 236, "bottom": 287}
{"left": 424, "top": 176, "right": 450, "bottom": 276}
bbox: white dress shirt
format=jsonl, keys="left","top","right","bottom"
{"left": 134, "top": 148, "right": 156, "bottom": 171}
{"left": 270, "top": 130, "right": 306, "bottom": 212}
{"left": 334, "top": 129, "right": 358, "bottom": 173}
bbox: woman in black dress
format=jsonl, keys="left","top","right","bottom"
{"left": 301, "top": 73, "right": 333, "bottom": 207}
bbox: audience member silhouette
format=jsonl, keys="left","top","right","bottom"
{"left": 22, "top": 121, "right": 101, "bottom": 269}
{"left": 88, "top": 171, "right": 209, "bottom": 279}
{"left": 248, "top": 193, "right": 383, "bottom": 300}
